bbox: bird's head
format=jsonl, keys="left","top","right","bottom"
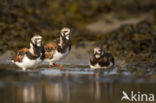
{"left": 93, "top": 47, "right": 104, "bottom": 58}
{"left": 60, "top": 27, "right": 71, "bottom": 40}
{"left": 30, "top": 35, "right": 43, "bottom": 47}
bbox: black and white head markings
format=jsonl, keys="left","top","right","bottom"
{"left": 30, "top": 35, "right": 43, "bottom": 48}
{"left": 60, "top": 27, "right": 71, "bottom": 40}
{"left": 29, "top": 35, "right": 45, "bottom": 59}
{"left": 93, "top": 47, "right": 104, "bottom": 58}
{"left": 90, "top": 46, "right": 115, "bottom": 69}
{"left": 12, "top": 35, "right": 44, "bottom": 71}
{"left": 44, "top": 27, "right": 71, "bottom": 68}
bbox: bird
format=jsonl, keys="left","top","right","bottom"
{"left": 44, "top": 27, "right": 71, "bottom": 68}
{"left": 12, "top": 35, "right": 45, "bottom": 71}
{"left": 90, "top": 46, "right": 114, "bottom": 69}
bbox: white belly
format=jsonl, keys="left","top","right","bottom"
{"left": 14, "top": 56, "right": 42, "bottom": 70}
{"left": 90, "top": 62, "right": 113, "bottom": 69}
{"left": 90, "top": 63, "right": 103, "bottom": 69}
{"left": 45, "top": 47, "right": 70, "bottom": 63}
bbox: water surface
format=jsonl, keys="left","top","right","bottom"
{"left": 0, "top": 61, "right": 156, "bottom": 103}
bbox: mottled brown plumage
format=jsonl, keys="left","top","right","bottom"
{"left": 12, "top": 35, "right": 44, "bottom": 71}
{"left": 44, "top": 42, "right": 57, "bottom": 51}
{"left": 44, "top": 27, "right": 71, "bottom": 68}
{"left": 90, "top": 47, "right": 115, "bottom": 69}
{"left": 13, "top": 48, "right": 28, "bottom": 62}
{"left": 44, "top": 41, "right": 58, "bottom": 59}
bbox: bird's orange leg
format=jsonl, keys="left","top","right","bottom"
{"left": 48, "top": 65, "right": 52, "bottom": 68}
{"left": 53, "top": 63, "right": 64, "bottom": 68}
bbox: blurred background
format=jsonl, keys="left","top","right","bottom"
{"left": 0, "top": 0, "right": 156, "bottom": 103}
{"left": 0, "top": 0, "right": 156, "bottom": 68}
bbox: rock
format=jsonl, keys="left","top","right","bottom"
{"left": 0, "top": 51, "right": 15, "bottom": 61}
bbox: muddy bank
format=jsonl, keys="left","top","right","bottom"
{"left": 0, "top": 0, "right": 156, "bottom": 53}
{"left": 0, "top": 15, "right": 156, "bottom": 69}
{"left": 86, "top": 13, "right": 149, "bottom": 33}
{"left": 0, "top": 0, "right": 156, "bottom": 69}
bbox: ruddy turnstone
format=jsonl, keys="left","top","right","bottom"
{"left": 12, "top": 35, "right": 44, "bottom": 71}
{"left": 44, "top": 27, "right": 71, "bottom": 68}
{"left": 90, "top": 47, "right": 114, "bottom": 69}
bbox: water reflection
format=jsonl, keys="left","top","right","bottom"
{"left": 44, "top": 82, "right": 70, "bottom": 103}
{"left": 91, "top": 73, "right": 115, "bottom": 101}
{"left": 22, "top": 86, "right": 42, "bottom": 103}
{"left": 0, "top": 70, "right": 156, "bottom": 103}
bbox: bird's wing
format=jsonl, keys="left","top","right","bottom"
{"left": 44, "top": 42, "right": 57, "bottom": 51}
{"left": 12, "top": 48, "right": 28, "bottom": 62}
{"left": 44, "top": 42, "right": 58, "bottom": 59}
{"left": 99, "top": 56, "right": 108, "bottom": 63}
{"left": 90, "top": 56, "right": 95, "bottom": 64}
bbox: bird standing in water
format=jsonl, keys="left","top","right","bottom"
{"left": 90, "top": 47, "right": 114, "bottom": 69}
{"left": 12, "top": 35, "right": 44, "bottom": 71}
{"left": 44, "top": 27, "right": 71, "bottom": 68}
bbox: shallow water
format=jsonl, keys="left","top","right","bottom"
{"left": 0, "top": 61, "right": 156, "bottom": 103}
